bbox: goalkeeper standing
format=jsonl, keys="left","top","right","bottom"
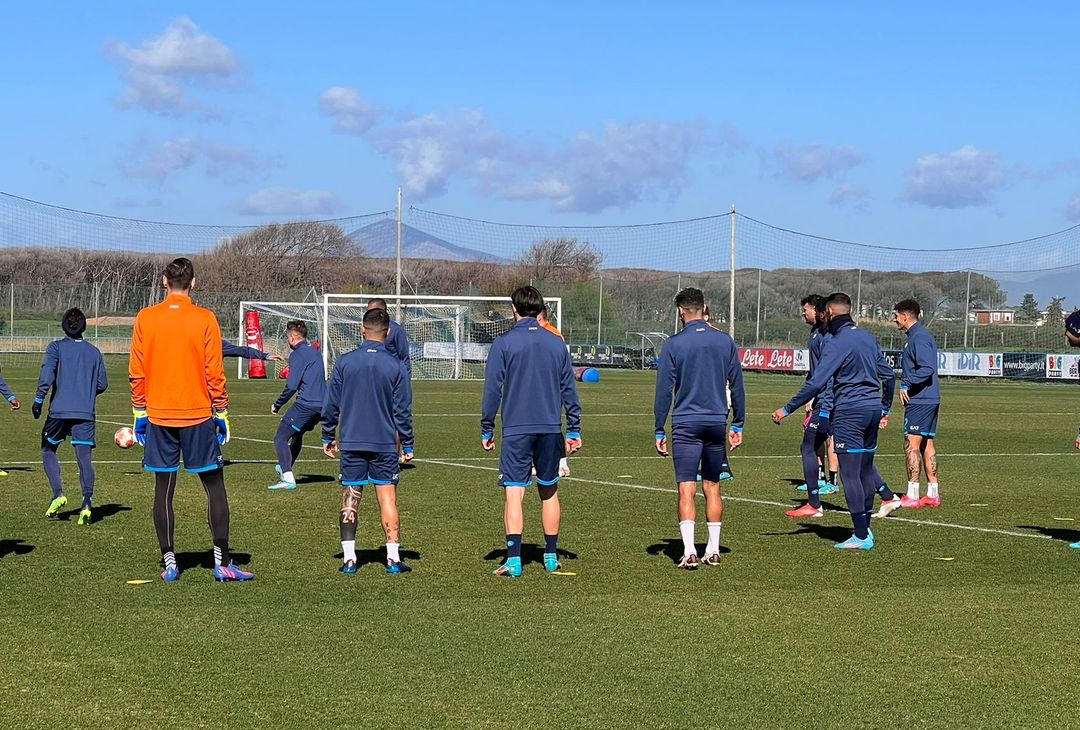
{"left": 129, "top": 258, "right": 252, "bottom": 583}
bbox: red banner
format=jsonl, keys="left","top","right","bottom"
{"left": 739, "top": 347, "right": 796, "bottom": 371}
{"left": 244, "top": 311, "right": 267, "bottom": 379}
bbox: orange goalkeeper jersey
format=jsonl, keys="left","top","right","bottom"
{"left": 129, "top": 293, "right": 228, "bottom": 426}
{"left": 541, "top": 321, "right": 564, "bottom": 339}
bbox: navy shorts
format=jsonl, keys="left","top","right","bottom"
{"left": 830, "top": 407, "right": 881, "bottom": 454}
{"left": 904, "top": 404, "right": 939, "bottom": 438}
{"left": 340, "top": 450, "right": 399, "bottom": 487}
{"left": 42, "top": 417, "right": 96, "bottom": 448}
{"left": 498, "top": 433, "right": 564, "bottom": 487}
{"left": 805, "top": 409, "right": 831, "bottom": 437}
{"left": 672, "top": 422, "right": 729, "bottom": 483}
{"left": 282, "top": 404, "right": 321, "bottom": 434}
{"left": 143, "top": 420, "right": 223, "bottom": 473}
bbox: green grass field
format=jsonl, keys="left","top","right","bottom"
{"left": 1, "top": 365, "right": 1080, "bottom": 728}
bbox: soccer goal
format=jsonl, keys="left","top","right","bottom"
{"left": 320, "top": 294, "right": 563, "bottom": 380}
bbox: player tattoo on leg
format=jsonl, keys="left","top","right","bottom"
{"left": 905, "top": 440, "right": 920, "bottom": 482}
{"left": 340, "top": 486, "right": 361, "bottom": 524}
{"left": 382, "top": 518, "right": 400, "bottom": 544}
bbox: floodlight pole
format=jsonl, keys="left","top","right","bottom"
{"left": 597, "top": 274, "right": 604, "bottom": 345}
{"left": 728, "top": 205, "right": 736, "bottom": 338}
{"left": 755, "top": 268, "right": 762, "bottom": 344}
{"left": 395, "top": 188, "right": 403, "bottom": 320}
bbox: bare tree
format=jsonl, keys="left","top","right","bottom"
{"left": 517, "top": 238, "right": 602, "bottom": 284}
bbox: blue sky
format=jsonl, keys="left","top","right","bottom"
{"left": 4, "top": 1, "right": 1080, "bottom": 249}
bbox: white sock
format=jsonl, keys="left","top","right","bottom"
{"left": 282, "top": 471, "right": 295, "bottom": 484}
{"left": 559, "top": 457, "right": 569, "bottom": 470}
{"left": 927, "top": 482, "right": 939, "bottom": 498}
{"left": 342, "top": 540, "right": 356, "bottom": 563}
{"left": 163, "top": 551, "right": 177, "bottom": 571}
{"left": 906, "top": 481, "right": 920, "bottom": 499}
{"left": 213, "top": 546, "right": 223, "bottom": 567}
{"left": 386, "top": 542, "right": 400, "bottom": 563}
{"left": 679, "top": 520, "right": 696, "bottom": 557}
{"left": 706, "top": 521, "right": 722, "bottom": 554}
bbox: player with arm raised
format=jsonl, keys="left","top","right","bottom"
{"left": 482, "top": 286, "right": 582, "bottom": 577}
{"left": 654, "top": 288, "right": 745, "bottom": 569}
{"left": 894, "top": 299, "right": 942, "bottom": 509}
{"left": 36, "top": 308, "right": 107, "bottom": 524}
{"left": 130, "top": 257, "right": 251, "bottom": 582}
{"left": 773, "top": 292, "right": 895, "bottom": 550}
{"left": 322, "top": 307, "right": 414, "bottom": 575}
{"left": 267, "top": 321, "right": 326, "bottom": 491}
{"left": 221, "top": 339, "right": 284, "bottom": 362}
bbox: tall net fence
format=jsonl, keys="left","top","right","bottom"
{"left": 3, "top": 190, "right": 1080, "bottom": 360}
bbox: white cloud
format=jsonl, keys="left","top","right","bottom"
{"left": 103, "top": 17, "right": 239, "bottom": 118}
{"left": 118, "top": 137, "right": 271, "bottom": 183}
{"left": 320, "top": 86, "right": 383, "bottom": 135}
{"left": 828, "top": 182, "right": 870, "bottom": 209}
{"left": 769, "top": 143, "right": 863, "bottom": 183}
{"left": 904, "top": 144, "right": 1006, "bottom": 208}
{"left": 505, "top": 120, "right": 706, "bottom": 212}
{"left": 368, "top": 109, "right": 520, "bottom": 200}
{"left": 238, "top": 187, "right": 341, "bottom": 216}
{"left": 1067, "top": 192, "right": 1080, "bottom": 223}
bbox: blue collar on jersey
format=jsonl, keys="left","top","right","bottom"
{"left": 360, "top": 339, "right": 387, "bottom": 351}
{"left": 826, "top": 314, "right": 855, "bottom": 335}
{"left": 513, "top": 317, "right": 540, "bottom": 329}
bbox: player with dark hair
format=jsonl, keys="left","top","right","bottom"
{"left": 654, "top": 287, "right": 745, "bottom": 568}
{"left": 35, "top": 308, "right": 108, "bottom": 524}
{"left": 786, "top": 294, "right": 838, "bottom": 518}
{"left": 323, "top": 306, "right": 415, "bottom": 574}
{"left": 1065, "top": 311, "right": 1080, "bottom": 548}
{"left": 367, "top": 298, "right": 411, "bottom": 376}
{"left": 268, "top": 320, "right": 326, "bottom": 491}
{"left": 537, "top": 302, "right": 571, "bottom": 478}
{"left": 482, "top": 285, "right": 582, "bottom": 577}
{"left": 773, "top": 292, "right": 895, "bottom": 550}
{"left": 894, "top": 298, "right": 942, "bottom": 508}
{"left": 130, "top": 257, "right": 251, "bottom": 582}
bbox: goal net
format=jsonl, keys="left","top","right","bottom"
{"left": 320, "top": 294, "right": 563, "bottom": 380}
{"left": 236, "top": 301, "right": 325, "bottom": 379}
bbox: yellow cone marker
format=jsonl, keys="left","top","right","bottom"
{"left": 126, "top": 579, "right": 152, "bottom": 585}
{"left": 931, "top": 557, "right": 955, "bottom": 562}
{"left": 551, "top": 571, "right": 577, "bottom": 576}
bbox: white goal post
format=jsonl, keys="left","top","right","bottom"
{"left": 320, "top": 294, "right": 562, "bottom": 380}
{"left": 237, "top": 295, "right": 563, "bottom": 381}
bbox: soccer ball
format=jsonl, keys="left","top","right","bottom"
{"left": 114, "top": 427, "right": 137, "bottom": 449}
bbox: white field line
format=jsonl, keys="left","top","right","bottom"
{"left": 91, "top": 419, "right": 1060, "bottom": 543}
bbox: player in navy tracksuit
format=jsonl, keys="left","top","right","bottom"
{"left": 773, "top": 293, "right": 895, "bottom": 550}
{"left": 894, "top": 299, "right": 942, "bottom": 509}
{"left": 481, "top": 286, "right": 581, "bottom": 577}
{"left": 788, "top": 295, "right": 838, "bottom": 518}
{"left": 0, "top": 362, "right": 21, "bottom": 477}
{"left": 268, "top": 321, "right": 326, "bottom": 490}
{"left": 654, "top": 287, "right": 745, "bottom": 569}
{"left": 322, "top": 307, "right": 414, "bottom": 574}
{"left": 34, "top": 308, "right": 107, "bottom": 524}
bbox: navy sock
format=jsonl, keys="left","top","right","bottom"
{"left": 42, "top": 446, "right": 63, "bottom": 498}
{"left": 876, "top": 483, "right": 894, "bottom": 501}
{"left": 851, "top": 511, "right": 870, "bottom": 540}
{"left": 75, "top": 444, "right": 94, "bottom": 507}
{"left": 506, "top": 533, "right": 522, "bottom": 559}
{"left": 808, "top": 485, "right": 821, "bottom": 509}
{"left": 828, "top": 470, "right": 837, "bottom": 485}
{"left": 544, "top": 533, "right": 558, "bottom": 553}
{"left": 837, "top": 453, "right": 868, "bottom": 539}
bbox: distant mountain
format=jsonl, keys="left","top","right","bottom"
{"left": 347, "top": 219, "right": 508, "bottom": 263}
{"left": 999, "top": 270, "right": 1080, "bottom": 308}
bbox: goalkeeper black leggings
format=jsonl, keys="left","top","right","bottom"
{"left": 153, "top": 469, "right": 230, "bottom": 564}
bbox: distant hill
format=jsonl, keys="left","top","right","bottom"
{"left": 347, "top": 219, "right": 508, "bottom": 263}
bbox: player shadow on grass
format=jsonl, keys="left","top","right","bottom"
{"left": 174, "top": 550, "right": 252, "bottom": 571}
{"left": 763, "top": 523, "right": 852, "bottom": 543}
{"left": 296, "top": 474, "right": 335, "bottom": 485}
{"left": 1017, "top": 525, "right": 1080, "bottom": 543}
{"left": 0, "top": 466, "right": 33, "bottom": 474}
{"left": 333, "top": 548, "right": 422, "bottom": 567}
{"left": 645, "top": 539, "right": 731, "bottom": 564}
{"left": 483, "top": 544, "right": 578, "bottom": 567}
{"left": 56, "top": 503, "right": 132, "bottom": 523}
{"left": 0, "top": 539, "right": 35, "bottom": 559}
